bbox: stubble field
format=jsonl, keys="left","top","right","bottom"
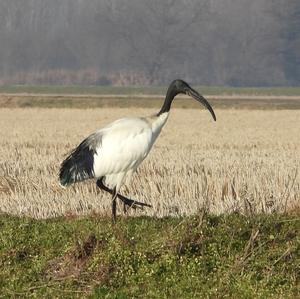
{"left": 1, "top": 107, "right": 299, "bottom": 219}
{"left": 1, "top": 93, "right": 300, "bottom": 298}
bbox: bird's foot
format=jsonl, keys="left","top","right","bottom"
{"left": 96, "top": 178, "right": 152, "bottom": 213}
{"left": 117, "top": 193, "right": 152, "bottom": 211}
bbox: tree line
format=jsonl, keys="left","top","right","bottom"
{"left": 0, "top": 0, "right": 299, "bottom": 86}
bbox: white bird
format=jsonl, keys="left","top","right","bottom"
{"left": 59, "top": 79, "right": 216, "bottom": 221}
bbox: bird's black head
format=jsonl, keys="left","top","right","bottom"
{"left": 158, "top": 79, "right": 216, "bottom": 121}
{"left": 169, "top": 79, "right": 192, "bottom": 95}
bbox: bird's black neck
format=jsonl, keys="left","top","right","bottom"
{"left": 157, "top": 87, "right": 178, "bottom": 116}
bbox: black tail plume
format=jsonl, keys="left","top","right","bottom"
{"left": 59, "top": 139, "right": 96, "bottom": 186}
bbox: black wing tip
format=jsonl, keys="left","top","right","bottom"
{"left": 59, "top": 160, "right": 73, "bottom": 187}
{"left": 59, "top": 179, "right": 69, "bottom": 188}
{"left": 59, "top": 175, "right": 70, "bottom": 187}
{"left": 58, "top": 140, "right": 95, "bottom": 187}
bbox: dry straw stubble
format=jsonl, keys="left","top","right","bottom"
{"left": 0, "top": 108, "right": 299, "bottom": 218}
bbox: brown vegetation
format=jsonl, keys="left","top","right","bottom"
{"left": 0, "top": 108, "right": 299, "bottom": 218}
{"left": 1, "top": 94, "right": 300, "bottom": 110}
{"left": 0, "top": 69, "right": 151, "bottom": 86}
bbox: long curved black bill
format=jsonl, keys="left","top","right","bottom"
{"left": 187, "top": 88, "right": 216, "bottom": 121}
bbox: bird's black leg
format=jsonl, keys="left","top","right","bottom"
{"left": 96, "top": 178, "right": 152, "bottom": 211}
{"left": 123, "top": 201, "right": 127, "bottom": 214}
{"left": 112, "top": 187, "right": 117, "bottom": 223}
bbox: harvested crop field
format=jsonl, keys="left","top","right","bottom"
{"left": 1, "top": 93, "right": 300, "bottom": 109}
{"left": 0, "top": 107, "right": 299, "bottom": 218}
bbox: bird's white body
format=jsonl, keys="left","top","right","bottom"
{"left": 93, "top": 112, "right": 169, "bottom": 191}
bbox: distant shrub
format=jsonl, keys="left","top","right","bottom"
{"left": 95, "top": 76, "right": 112, "bottom": 86}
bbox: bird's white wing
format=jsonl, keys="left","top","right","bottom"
{"left": 93, "top": 117, "right": 153, "bottom": 178}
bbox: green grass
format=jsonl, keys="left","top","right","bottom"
{"left": 0, "top": 213, "right": 299, "bottom": 298}
{"left": 1, "top": 85, "right": 300, "bottom": 95}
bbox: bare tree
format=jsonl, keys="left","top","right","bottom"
{"left": 101, "top": 0, "right": 210, "bottom": 83}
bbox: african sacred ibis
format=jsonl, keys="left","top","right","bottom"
{"left": 59, "top": 79, "right": 216, "bottom": 221}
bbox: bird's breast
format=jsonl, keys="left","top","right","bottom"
{"left": 93, "top": 121, "right": 153, "bottom": 177}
